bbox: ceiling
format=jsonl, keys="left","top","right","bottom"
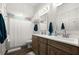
{"left": 6, "top": 3, "right": 47, "bottom": 18}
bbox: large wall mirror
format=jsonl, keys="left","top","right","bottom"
{"left": 39, "top": 13, "right": 48, "bottom": 35}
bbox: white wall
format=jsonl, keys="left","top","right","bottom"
{"left": 0, "top": 4, "right": 2, "bottom": 9}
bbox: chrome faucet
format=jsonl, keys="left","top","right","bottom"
{"left": 62, "top": 30, "right": 69, "bottom": 38}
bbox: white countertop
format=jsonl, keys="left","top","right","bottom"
{"left": 33, "top": 34, "right": 79, "bottom": 47}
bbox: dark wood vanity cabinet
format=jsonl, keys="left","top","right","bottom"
{"left": 32, "top": 35, "right": 79, "bottom": 55}
{"left": 32, "top": 36, "right": 39, "bottom": 54}
{"left": 32, "top": 35, "right": 47, "bottom": 55}
{"left": 39, "top": 38, "right": 48, "bottom": 55}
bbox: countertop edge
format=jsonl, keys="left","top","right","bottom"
{"left": 32, "top": 34, "right": 79, "bottom": 47}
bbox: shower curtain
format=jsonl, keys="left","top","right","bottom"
{"left": 9, "top": 18, "right": 33, "bottom": 48}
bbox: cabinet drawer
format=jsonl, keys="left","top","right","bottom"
{"left": 39, "top": 37, "right": 47, "bottom": 44}
{"left": 32, "top": 35, "right": 38, "bottom": 39}
{"left": 48, "top": 39, "right": 78, "bottom": 54}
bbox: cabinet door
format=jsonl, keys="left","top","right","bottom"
{"left": 32, "top": 36, "right": 39, "bottom": 54}
{"left": 48, "top": 45, "right": 56, "bottom": 55}
{"left": 48, "top": 45, "right": 69, "bottom": 55}
{"left": 39, "top": 42, "right": 47, "bottom": 55}
{"left": 55, "top": 48, "right": 69, "bottom": 55}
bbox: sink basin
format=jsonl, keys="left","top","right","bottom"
{"left": 56, "top": 35, "right": 79, "bottom": 44}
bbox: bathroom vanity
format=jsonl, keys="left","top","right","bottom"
{"left": 32, "top": 34, "right": 79, "bottom": 55}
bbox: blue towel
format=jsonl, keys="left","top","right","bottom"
{"left": 0, "top": 14, "right": 7, "bottom": 44}
{"left": 61, "top": 23, "right": 65, "bottom": 30}
{"left": 34, "top": 24, "right": 38, "bottom": 31}
{"left": 49, "top": 22, "right": 53, "bottom": 35}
